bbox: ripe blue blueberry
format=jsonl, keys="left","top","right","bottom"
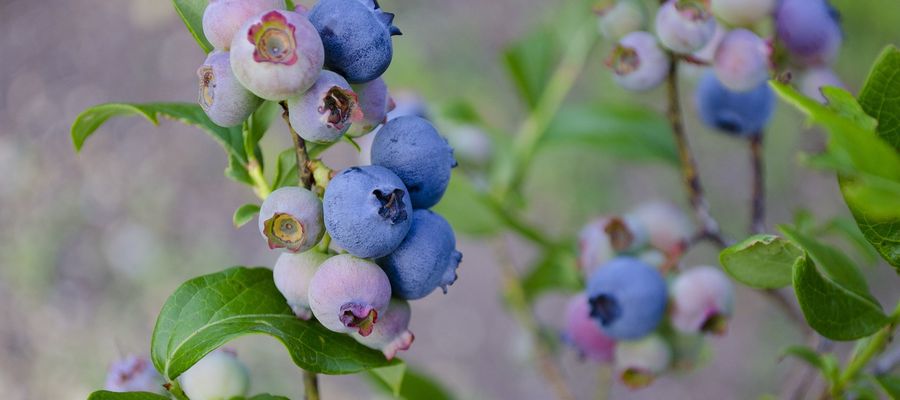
{"left": 230, "top": 10, "right": 324, "bottom": 100}
{"left": 371, "top": 116, "right": 457, "bottom": 209}
{"left": 323, "top": 165, "right": 412, "bottom": 258}
{"left": 713, "top": 29, "right": 770, "bottom": 92}
{"left": 377, "top": 210, "right": 462, "bottom": 300}
{"left": 670, "top": 266, "right": 734, "bottom": 334}
{"left": 353, "top": 298, "right": 415, "bottom": 360}
{"left": 775, "top": 0, "right": 842, "bottom": 66}
{"left": 347, "top": 77, "right": 390, "bottom": 137}
{"left": 563, "top": 293, "right": 616, "bottom": 362}
{"left": 287, "top": 70, "right": 362, "bottom": 143}
{"left": 104, "top": 355, "right": 162, "bottom": 393}
{"left": 197, "top": 51, "right": 262, "bottom": 128}
{"left": 595, "top": 0, "right": 646, "bottom": 41}
{"left": 587, "top": 257, "right": 668, "bottom": 340}
{"left": 273, "top": 250, "right": 330, "bottom": 319}
{"left": 655, "top": 0, "right": 716, "bottom": 54}
{"left": 607, "top": 31, "right": 670, "bottom": 92}
{"left": 258, "top": 186, "right": 324, "bottom": 253}
{"left": 711, "top": 0, "right": 776, "bottom": 27}
{"left": 695, "top": 71, "right": 774, "bottom": 136}
{"left": 613, "top": 334, "right": 672, "bottom": 389}
{"left": 179, "top": 349, "right": 250, "bottom": 400}
{"left": 202, "top": 0, "right": 285, "bottom": 50}
{"left": 308, "top": 0, "right": 401, "bottom": 84}
{"left": 308, "top": 254, "right": 392, "bottom": 336}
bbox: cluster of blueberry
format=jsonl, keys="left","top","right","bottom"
{"left": 563, "top": 201, "right": 734, "bottom": 388}
{"left": 599, "top": 0, "right": 843, "bottom": 137}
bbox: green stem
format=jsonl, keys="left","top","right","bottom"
{"left": 483, "top": 194, "right": 558, "bottom": 250}
{"left": 243, "top": 120, "right": 271, "bottom": 199}
{"left": 303, "top": 369, "right": 320, "bottom": 400}
{"left": 832, "top": 300, "right": 900, "bottom": 396}
{"left": 165, "top": 380, "right": 190, "bottom": 400}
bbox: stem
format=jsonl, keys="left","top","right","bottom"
{"left": 164, "top": 380, "right": 190, "bottom": 400}
{"left": 484, "top": 194, "right": 557, "bottom": 250}
{"left": 832, "top": 301, "right": 900, "bottom": 396}
{"left": 303, "top": 369, "right": 320, "bottom": 400}
{"left": 243, "top": 120, "right": 272, "bottom": 199}
{"left": 749, "top": 133, "right": 766, "bottom": 234}
{"left": 280, "top": 102, "right": 314, "bottom": 189}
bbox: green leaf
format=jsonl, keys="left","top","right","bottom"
{"left": 367, "top": 363, "right": 407, "bottom": 397}
{"left": 818, "top": 217, "right": 880, "bottom": 265}
{"left": 233, "top": 203, "right": 260, "bottom": 228}
{"left": 247, "top": 395, "right": 291, "bottom": 400}
{"left": 502, "top": 29, "right": 561, "bottom": 109}
{"left": 719, "top": 234, "right": 802, "bottom": 289}
{"left": 791, "top": 254, "right": 889, "bottom": 340}
{"left": 875, "top": 375, "right": 900, "bottom": 398}
{"left": 781, "top": 346, "right": 840, "bottom": 383}
{"left": 172, "top": 0, "right": 214, "bottom": 53}
{"left": 272, "top": 148, "right": 299, "bottom": 190}
{"left": 431, "top": 172, "right": 502, "bottom": 236}
{"left": 226, "top": 154, "right": 254, "bottom": 185}
{"left": 540, "top": 103, "right": 678, "bottom": 165}
{"left": 366, "top": 365, "right": 455, "bottom": 400}
{"left": 87, "top": 391, "right": 168, "bottom": 400}
{"left": 521, "top": 251, "right": 582, "bottom": 302}
{"left": 822, "top": 87, "right": 878, "bottom": 132}
{"left": 284, "top": 0, "right": 296, "bottom": 10}
{"left": 858, "top": 45, "right": 900, "bottom": 150}
{"left": 151, "top": 267, "right": 394, "bottom": 380}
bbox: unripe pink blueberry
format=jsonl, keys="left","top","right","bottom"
{"left": 104, "top": 355, "right": 163, "bottom": 393}
{"left": 614, "top": 334, "right": 672, "bottom": 389}
{"left": 202, "top": 0, "right": 285, "bottom": 50}
{"left": 607, "top": 31, "right": 670, "bottom": 92}
{"left": 347, "top": 77, "right": 390, "bottom": 137}
{"left": 670, "top": 266, "right": 734, "bottom": 334}
{"left": 287, "top": 70, "right": 363, "bottom": 143}
{"left": 578, "top": 216, "right": 647, "bottom": 273}
{"left": 179, "top": 349, "right": 250, "bottom": 400}
{"left": 197, "top": 51, "right": 262, "bottom": 127}
{"left": 308, "top": 254, "right": 392, "bottom": 336}
{"left": 230, "top": 10, "right": 324, "bottom": 100}
{"left": 711, "top": 0, "right": 776, "bottom": 27}
{"left": 258, "top": 186, "right": 324, "bottom": 253}
{"left": 655, "top": 0, "right": 716, "bottom": 54}
{"left": 273, "top": 250, "right": 330, "bottom": 319}
{"left": 714, "top": 29, "right": 770, "bottom": 92}
{"left": 353, "top": 298, "right": 414, "bottom": 360}
{"left": 626, "top": 201, "right": 693, "bottom": 257}
{"left": 595, "top": 0, "right": 646, "bottom": 41}
{"left": 800, "top": 67, "right": 844, "bottom": 104}
{"left": 563, "top": 293, "right": 616, "bottom": 362}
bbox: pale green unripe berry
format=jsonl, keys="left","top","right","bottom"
{"left": 179, "top": 349, "right": 250, "bottom": 400}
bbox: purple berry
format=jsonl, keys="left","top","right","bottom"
{"left": 563, "top": 293, "right": 616, "bottom": 362}
{"left": 323, "top": 165, "right": 412, "bottom": 258}
{"left": 308, "top": 254, "right": 392, "bottom": 336}
{"left": 595, "top": 0, "right": 646, "bottom": 40}
{"left": 230, "top": 10, "right": 324, "bottom": 100}
{"left": 801, "top": 67, "right": 844, "bottom": 104}
{"left": 695, "top": 71, "right": 774, "bottom": 136}
{"left": 670, "top": 266, "right": 734, "bottom": 334}
{"left": 711, "top": 0, "right": 776, "bottom": 27}
{"left": 273, "top": 250, "right": 329, "bottom": 319}
{"left": 655, "top": 0, "right": 716, "bottom": 54}
{"left": 202, "top": 0, "right": 285, "bottom": 50}
{"left": 258, "top": 186, "right": 324, "bottom": 253}
{"left": 607, "top": 31, "right": 670, "bottom": 92}
{"left": 377, "top": 210, "right": 462, "bottom": 300}
{"left": 713, "top": 29, "right": 770, "bottom": 92}
{"left": 347, "top": 77, "right": 390, "bottom": 137}
{"left": 587, "top": 257, "right": 668, "bottom": 340}
{"left": 179, "top": 349, "right": 249, "bottom": 400}
{"left": 775, "top": 0, "right": 842, "bottom": 65}
{"left": 578, "top": 216, "right": 647, "bottom": 274}
{"left": 308, "top": 0, "right": 401, "bottom": 84}
{"left": 287, "top": 70, "right": 362, "bottom": 143}
{"left": 197, "top": 51, "right": 262, "bottom": 127}
{"left": 614, "top": 335, "right": 672, "bottom": 389}
{"left": 352, "top": 298, "right": 415, "bottom": 360}
{"left": 371, "top": 116, "right": 456, "bottom": 209}
{"left": 104, "top": 355, "right": 163, "bottom": 393}
{"left": 626, "top": 201, "right": 693, "bottom": 256}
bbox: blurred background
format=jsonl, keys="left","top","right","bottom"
{"left": 1, "top": 0, "right": 898, "bottom": 399}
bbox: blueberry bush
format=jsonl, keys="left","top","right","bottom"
{"left": 71, "top": 0, "right": 900, "bottom": 399}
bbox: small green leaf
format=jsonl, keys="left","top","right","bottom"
{"left": 541, "top": 103, "right": 678, "bottom": 165}
{"left": 284, "top": 0, "right": 296, "bottom": 10}
{"left": 719, "top": 234, "right": 802, "bottom": 289}
{"left": 368, "top": 363, "right": 407, "bottom": 397}
{"left": 792, "top": 254, "right": 889, "bottom": 340}
{"left": 151, "top": 267, "right": 394, "bottom": 380}
{"left": 172, "top": 0, "right": 214, "bottom": 53}
{"left": 858, "top": 45, "right": 900, "bottom": 150}
{"left": 521, "top": 251, "right": 582, "bottom": 302}
{"left": 272, "top": 148, "right": 299, "bottom": 190}
{"left": 366, "top": 365, "right": 455, "bottom": 400}
{"left": 875, "top": 375, "right": 900, "bottom": 398}
{"left": 431, "top": 172, "right": 502, "bottom": 236}
{"left": 822, "top": 87, "right": 878, "bottom": 132}
{"left": 87, "top": 391, "right": 168, "bottom": 400}
{"left": 233, "top": 204, "right": 260, "bottom": 228}
{"left": 226, "top": 153, "right": 254, "bottom": 185}
{"left": 781, "top": 346, "right": 839, "bottom": 383}
{"left": 502, "top": 29, "right": 561, "bottom": 109}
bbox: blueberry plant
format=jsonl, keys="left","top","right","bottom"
{"left": 71, "top": 0, "right": 900, "bottom": 399}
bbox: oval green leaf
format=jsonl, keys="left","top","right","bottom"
{"left": 151, "top": 267, "right": 395, "bottom": 380}
{"left": 87, "top": 391, "right": 168, "bottom": 400}
{"left": 233, "top": 203, "right": 260, "bottom": 228}
{"left": 719, "top": 234, "right": 802, "bottom": 289}
{"left": 172, "top": 0, "right": 213, "bottom": 53}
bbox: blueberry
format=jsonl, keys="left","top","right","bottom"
{"left": 655, "top": 0, "right": 716, "bottom": 54}
{"left": 179, "top": 349, "right": 249, "bottom": 400}
{"left": 287, "top": 70, "right": 362, "bottom": 143}
{"left": 587, "top": 257, "right": 667, "bottom": 340}
{"left": 695, "top": 71, "right": 774, "bottom": 136}
{"left": 578, "top": 216, "right": 647, "bottom": 274}
{"left": 613, "top": 334, "right": 672, "bottom": 389}
{"left": 230, "top": 10, "right": 324, "bottom": 100}
{"left": 776, "top": 0, "right": 842, "bottom": 65}
{"left": 202, "top": 0, "right": 285, "bottom": 50}
{"left": 347, "top": 77, "right": 390, "bottom": 137}
{"left": 273, "top": 250, "right": 330, "bottom": 319}
{"left": 711, "top": 0, "right": 776, "bottom": 27}
{"left": 626, "top": 201, "right": 694, "bottom": 256}
{"left": 308, "top": 0, "right": 401, "bottom": 84}
{"left": 595, "top": 0, "right": 647, "bottom": 41}
{"left": 670, "top": 266, "right": 734, "bottom": 334}
{"left": 197, "top": 51, "right": 262, "bottom": 127}
{"left": 323, "top": 165, "right": 412, "bottom": 258}
{"left": 377, "top": 210, "right": 462, "bottom": 300}
{"left": 352, "top": 298, "right": 415, "bottom": 360}
{"left": 713, "top": 29, "right": 770, "bottom": 92}
{"left": 307, "top": 254, "right": 392, "bottom": 336}
{"left": 104, "top": 355, "right": 163, "bottom": 393}
{"left": 801, "top": 67, "right": 844, "bottom": 104}
{"left": 258, "top": 186, "right": 325, "bottom": 253}
{"left": 563, "top": 293, "right": 616, "bottom": 362}
{"left": 371, "top": 116, "right": 456, "bottom": 209}
{"left": 607, "top": 31, "right": 670, "bottom": 92}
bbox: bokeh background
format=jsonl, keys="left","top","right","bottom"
{"left": 1, "top": 0, "right": 899, "bottom": 399}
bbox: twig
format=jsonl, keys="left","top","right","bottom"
{"left": 749, "top": 133, "right": 766, "bottom": 234}
{"left": 280, "top": 101, "right": 314, "bottom": 189}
